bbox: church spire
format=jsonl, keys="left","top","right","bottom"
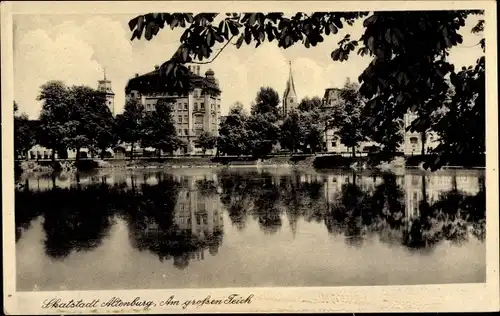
{"left": 283, "top": 60, "right": 298, "bottom": 116}
{"left": 287, "top": 61, "right": 296, "bottom": 95}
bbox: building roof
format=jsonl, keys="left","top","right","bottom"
{"left": 125, "top": 66, "right": 221, "bottom": 96}
{"left": 323, "top": 87, "right": 342, "bottom": 100}
{"left": 283, "top": 61, "right": 297, "bottom": 100}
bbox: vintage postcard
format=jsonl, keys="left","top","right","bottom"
{"left": 2, "top": 0, "right": 499, "bottom": 314}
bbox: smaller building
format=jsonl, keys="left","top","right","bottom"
{"left": 97, "top": 69, "right": 115, "bottom": 116}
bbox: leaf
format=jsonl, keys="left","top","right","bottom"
{"left": 384, "top": 29, "right": 391, "bottom": 43}
{"left": 128, "top": 17, "right": 139, "bottom": 31}
{"left": 329, "top": 23, "right": 338, "bottom": 34}
{"left": 331, "top": 48, "right": 341, "bottom": 61}
{"left": 227, "top": 20, "right": 240, "bottom": 36}
{"left": 236, "top": 35, "right": 244, "bottom": 48}
{"left": 367, "top": 36, "right": 375, "bottom": 52}
{"left": 363, "top": 14, "right": 377, "bottom": 27}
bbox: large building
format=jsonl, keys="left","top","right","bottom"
{"left": 125, "top": 64, "right": 222, "bottom": 155}
{"left": 282, "top": 61, "right": 298, "bottom": 117}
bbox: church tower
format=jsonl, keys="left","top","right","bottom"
{"left": 282, "top": 61, "right": 298, "bottom": 117}
{"left": 97, "top": 68, "right": 115, "bottom": 116}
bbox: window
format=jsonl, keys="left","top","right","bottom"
{"left": 178, "top": 103, "right": 182, "bottom": 110}
{"left": 331, "top": 141, "right": 337, "bottom": 147}
{"left": 200, "top": 102, "right": 205, "bottom": 110}
{"left": 217, "top": 104, "right": 220, "bottom": 110}
{"left": 194, "top": 103, "right": 198, "bottom": 111}
{"left": 184, "top": 115, "right": 188, "bottom": 122}
{"left": 194, "top": 90, "right": 199, "bottom": 98}
{"left": 184, "top": 129, "right": 189, "bottom": 136}
{"left": 195, "top": 116, "right": 203, "bottom": 124}
{"left": 184, "top": 103, "right": 188, "bottom": 110}
{"left": 178, "top": 116, "right": 182, "bottom": 123}
{"left": 178, "top": 129, "right": 182, "bottom": 135}
{"left": 410, "top": 137, "right": 418, "bottom": 144}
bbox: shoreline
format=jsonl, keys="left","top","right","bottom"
{"left": 15, "top": 154, "right": 486, "bottom": 175}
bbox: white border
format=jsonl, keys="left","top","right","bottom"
{"left": 2, "top": 1, "right": 499, "bottom": 314}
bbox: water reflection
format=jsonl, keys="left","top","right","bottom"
{"left": 15, "top": 168, "right": 485, "bottom": 287}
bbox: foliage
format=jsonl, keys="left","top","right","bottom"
{"left": 37, "top": 81, "right": 74, "bottom": 160}
{"left": 430, "top": 56, "right": 485, "bottom": 169}
{"left": 251, "top": 86, "right": 281, "bottom": 117}
{"left": 298, "top": 96, "right": 323, "bottom": 112}
{"left": 196, "top": 131, "right": 217, "bottom": 154}
{"left": 280, "top": 108, "right": 324, "bottom": 153}
{"left": 279, "top": 111, "right": 303, "bottom": 152}
{"left": 142, "top": 99, "right": 182, "bottom": 156}
{"left": 14, "top": 101, "right": 36, "bottom": 159}
{"left": 116, "top": 98, "right": 145, "bottom": 159}
{"left": 326, "top": 80, "right": 367, "bottom": 156}
{"left": 217, "top": 102, "right": 249, "bottom": 155}
{"left": 36, "top": 82, "right": 118, "bottom": 160}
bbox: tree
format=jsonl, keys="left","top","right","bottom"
{"left": 116, "top": 98, "right": 145, "bottom": 160}
{"left": 128, "top": 11, "right": 485, "bottom": 169}
{"left": 37, "top": 81, "right": 73, "bottom": 161}
{"left": 299, "top": 110, "right": 325, "bottom": 153}
{"left": 142, "top": 99, "right": 182, "bottom": 157}
{"left": 65, "top": 85, "right": 113, "bottom": 160}
{"left": 14, "top": 101, "right": 36, "bottom": 159}
{"left": 247, "top": 88, "right": 281, "bottom": 157}
{"left": 280, "top": 110, "right": 303, "bottom": 153}
{"left": 246, "top": 113, "right": 280, "bottom": 157}
{"left": 196, "top": 131, "right": 217, "bottom": 154}
{"left": 327, "top": 80, "right": 367, "bottom": 157}
{"left": 251, "top": 87, "right": 280, "bottom": 117}
{"left": 298, "top": 96, "right": 323, "bottom": 112}
{"left": 217, "top": 102, "right": 249, "bottom": 156}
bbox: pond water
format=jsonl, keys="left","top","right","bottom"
{"left": 15, "top": 167, "right": 486, "bottom": 291}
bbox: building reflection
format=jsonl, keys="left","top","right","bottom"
{"left": 132, "top": 172, "right": 224, "bottom": 267}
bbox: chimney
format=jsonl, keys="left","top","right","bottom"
{"left": 135, "top": 73, "right": 139, "bottom": 78}
{"left": 154, "top": 65, "right": 160, "bottom": 70}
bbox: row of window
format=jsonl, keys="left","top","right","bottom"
{"left": 176, "top": 128, "right": 214, "bottom": 136}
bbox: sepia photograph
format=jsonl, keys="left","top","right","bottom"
{"left": 2, "top": 0, "right": 499, "bottom": 314}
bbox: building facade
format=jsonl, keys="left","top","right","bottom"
{"left": 125, "top": 64, "right": 222, "bottom": 155}
{"left": 282, "top": 61, "right": 298, "bottom": 117}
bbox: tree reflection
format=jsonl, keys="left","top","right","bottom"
{"left": 16, "top": 183, "right": 115, "bottom": 259}
{"left": 322, "top": 171, "right": 485, "bottom": 250}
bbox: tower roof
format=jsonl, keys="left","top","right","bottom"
{"left": 283, "top": 61, "right": 297, "bottom": 100}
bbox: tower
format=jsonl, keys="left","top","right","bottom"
{"left": 97, "top": 68, "right": 115, "bottom": 116}
{"left": 282, "top": 61, "right": 298, "bottom": 117}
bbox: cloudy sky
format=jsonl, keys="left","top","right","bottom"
{"left": 13, "top": 13, "right": 484, "bottom": 119}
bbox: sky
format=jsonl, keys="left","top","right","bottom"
{"left": 13, "top": 13, "right": 484, "bottom": 119}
